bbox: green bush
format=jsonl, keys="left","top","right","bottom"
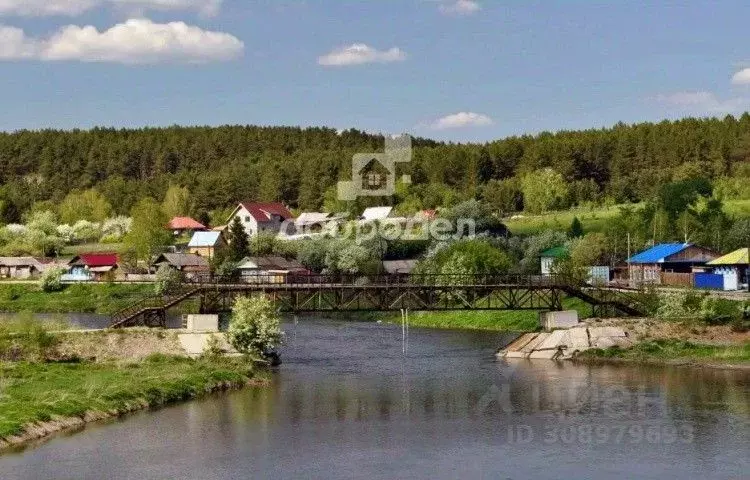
{"left": 227, "top": 296, "right": 283, "bottom": 356}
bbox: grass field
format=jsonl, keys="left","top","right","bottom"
{"left": 379, "top": 296, "right": 591, "bottom": 332}
{"left": 0, "top": 355, "right": 261, "bottom": 440}
{"left": 581, "top": 338, "right": 750, "bottom": 364}
{"left": 504, "top": 199, "right": 750, "bottom": 235}
{"left": 0, "top": 283, "right": 152, "bottom": 314}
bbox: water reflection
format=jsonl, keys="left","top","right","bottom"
{"left": 0, "top": 319, "right": 747, "bottom": 480}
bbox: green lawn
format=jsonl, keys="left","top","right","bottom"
{"left": 379, "top": 296, "right": 591, "bottom": 332}
{"left": 504, "top": 199, "right": 750, "bottom": 236}
{"left": 0, "top": 355, "right": 261, "bottom": 440}
{"left": 581, "top": 339, "right": 750, "bottom": 364}
{"left": 0, "top": 283, "right": 152, "bottom": 314}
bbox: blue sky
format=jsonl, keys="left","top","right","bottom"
{"left": 1, "top": 0, "right": 750, "bottom": 141}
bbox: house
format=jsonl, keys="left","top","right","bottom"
{"left": 167, "top": 217, "right": 207, "bottom": 236}
{"left": 540, "top": 246, "right": 610, "bottom": 284}
{"left": 627, "top": 243, "right": 719, "bottom": 286}
{"left": 360, "top": 206, "right": 393, "bottom": 222}
{"left": 187, "top": 231, "right": 225, "bottom": 259}
{"left": 152, "top": 253, "right": 210, "bottom": 276}
{"left": 0, "top": 257, "right": 49, "bottom": 279}
{"left": 382, "top": 259, "right": 418, "bottom": 275}
{"left": 227, "top": 202, "right": 295, "bottom": 237}
{"left": 706, "top": 248, "right": 749, "bottom": 291}
{"left": 540, "top": 246, "right": 568, "bottom": 276}
{"left": 64, "top": 253, "right": 119, "bottom": 281}
{"left": 236, "top": 256, "right": 309, "bottom": 283}
{"left": 294, "top": 212, "right": 346, "bottom": 235}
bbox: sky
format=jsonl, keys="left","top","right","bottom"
{"left": 2, "top": 0, "right": 750, "bottom": 142}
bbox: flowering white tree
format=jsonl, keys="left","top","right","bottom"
{"left": 72, "top": 220, "right": 101, "bottom": 243}
{"left": 102, "top": 216, "right": 132, "bottom": 241}
{"left": 227, "top": 296, "right": 283, "bottom": 356}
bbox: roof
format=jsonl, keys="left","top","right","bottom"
{"left": 382, "top": 260, "right": 418, "bottom": 274}
{"left": 628, "top": 243, "right": 690, "bottom": 264}
{"left": 540, "top": 246, "right": 568, "bottom": 259}
{"left": 70, "top": 253, "right": 118, "bottom": 267}
{"left": 0, "top": 257, "right": 45, "bottom": 268}
{"left": 237, "top": 256, "right": 307, "bottom": 272}
{"left": 361, "top": 206, "right": 393, "bottom": 221}
{"left": 707, "top": 248, "right": 749, "bottom": 266}
{"left": 153, "top": 253, "right": 209, "bottom": 268}
{"left": 295, "top": 212, "right": 332, "bottom": 225}
{"left": 235, "top": 202, "right": 294, "bottom": 223}
{"left": 188, "top": 231, "right": 223, "bottom": 248}
{"left": 168, "top": 217, "right": 206, "bottom": 231}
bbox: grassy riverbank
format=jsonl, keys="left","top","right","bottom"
{"left": 0, "top": 283, "right": 152, "bottom": 314}
{"left": 379, "top": 297, "right": 591, "bottom": 331}
{"left": 580, "top": 339, "right": 750, "bottom": 366}
{"left": 0, "top": 318, "right": 267, "bottom": 449}
{"left": 0, "top": 355, "right": 265, "bottom": 445}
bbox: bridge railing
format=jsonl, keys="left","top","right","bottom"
{"left": 183, "top": 272, "right": 580, "bottom": 288}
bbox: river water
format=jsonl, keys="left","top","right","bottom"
{"left": 1, "top": 318, "right": 748, "bottom": 479}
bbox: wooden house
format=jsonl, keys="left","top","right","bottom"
{"left": 627, "top": 243, "right": 718, "bottom": 286}
{"left": 167, "top": 217, "right": 207, "bottom": 236}
{"left": 187, "top": 231, "right": 225, "bottom": 260}
{"left": 0, "top": 257, "right": 49, "bottom": 279}
{"left": 65, "top": 253, "right": 119, "bottom": 281}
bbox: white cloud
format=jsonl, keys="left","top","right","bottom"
{"left": 318, "top": 43, "right": 407, "bottom": 66}
{"left": 655, "top": 91, "right": 747, "bottom": 114}
{"left": 0, "top": 19, "right": 243, "bottom": 64}
{"left": 0, "top": 0, "right": 221, "bottom": 17}
{"left": 430, "top": 112, "right": 493, "bottom": 129}
{"left": 731, "top": 68, "right": 750, "bottom": 85}
{"left": 0, "top": 25, "right": 36, "bottom": 59}
{"left": 439, "top": 0, "right": 481, "bottom": 16}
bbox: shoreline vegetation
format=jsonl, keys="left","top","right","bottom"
{"left": 0, "top": 282, "right": 153, "bottom": 315}
{"left": 0, "top": 322, "right": 267, "bottom": 452}
{"left": 576, "top": 339, "right": 750, "bottom": 369}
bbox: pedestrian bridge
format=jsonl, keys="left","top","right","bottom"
{"left": 109, "top": 274, "right": 649, "bottom": 329}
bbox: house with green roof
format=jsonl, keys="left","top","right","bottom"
{"left": 540, "top": 246, "right": 568, "bottom": 276}
{"left": 706, "top": 248, "right": 749, "bottom": 291}
{"left": 540, "top": 245, "right": 611, "bottom": 284}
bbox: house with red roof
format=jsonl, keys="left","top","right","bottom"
{"left": 167, "top": 217, "right": 207, "bottom": 236}
{"left": 227, "top": 202, "right": 296, "bottom": 237}
{"left": 64, "top": 253, "right": 120, "bottom": 281}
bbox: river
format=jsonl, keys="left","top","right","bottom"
{"left": 1, "top": 318, "right": 748, "bottom": 479}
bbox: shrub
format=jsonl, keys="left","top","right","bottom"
{"left": 154, "top": 264, "right": 183, "bottom": 296}
{"left": 227, "top": 296, "right": 283, "bottom": 356}
{"left": 39, "top": 267, "right": 65, "bottom": 293}
{"left": 202, "top": 334, "right": 224, "bottom": 358}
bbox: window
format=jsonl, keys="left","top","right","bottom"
{"left": 244, "top": 216, "right": 251, "bottom": 222}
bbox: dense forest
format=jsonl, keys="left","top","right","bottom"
{"left": 1, "top": 115, "right": 750, "bottom": 225}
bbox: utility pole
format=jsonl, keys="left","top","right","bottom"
{"left": 627, "top": 232, "right": 632, "bottom": 288}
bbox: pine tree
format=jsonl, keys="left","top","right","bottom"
{"left": 568, "top": 217, "right": 584, "bottom": 238}
{"left": 227, "top": 216, "right": 250, "bottom": 261}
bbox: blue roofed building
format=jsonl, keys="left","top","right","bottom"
{"left": 627, "top": 243, "right": 718, "bottom": 286}
{"left": 187, "top": 231, "right": 226, "bottom": 260}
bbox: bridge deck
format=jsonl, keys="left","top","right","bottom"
{"left": 110, "top": 274, "right": 648, "bottom": 328}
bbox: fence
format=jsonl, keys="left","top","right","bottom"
{"left": 660, "top": 272, "right": 693, "bottom": 287}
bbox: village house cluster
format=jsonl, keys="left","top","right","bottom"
{"left": 0, "top": 200, "right": 747, "bottom": 292}
{"left": 541, "top": 242, "right": 749, "bottom": 291}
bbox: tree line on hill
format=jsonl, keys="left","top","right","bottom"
{"left": 1, "top": 116, "right": 749, "bottom": 225}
